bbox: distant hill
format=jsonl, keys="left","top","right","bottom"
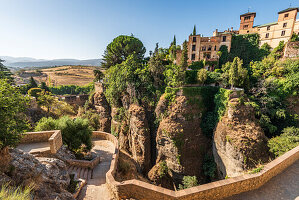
{"left": 0, "top": 56, "right": 101, "bottom": 68}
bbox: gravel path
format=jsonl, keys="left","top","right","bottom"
{"left": 78, "top": 139, "right": 115, "bottom": 200}
{"left": 224, "top": 160, "right": 299, "bottom": 200}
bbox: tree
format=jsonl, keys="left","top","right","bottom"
{"left": 148, "top": 43, "right": 165, "bottom": 88}
{"left": 37, "top": 91, "right": 56, "bottom": 113}
{"left": 93, "top": 69, "right": 104, "bottom": 82}
{"left": 28, "top": 76, "right": 38, "bottom": 89}
{"left": 28, "top": 88, "right": 43, "bottom": 99}
{"left": 181, "top": 40, "right": 188, "bottom": 70}
{"left": 40, "top": 81, "right": 49, "bottom": 92}
{"left": 0, "top": 59, "right": 13, "bottom": 82}
{"left": 0, "top": 79, "right": 29, "bottom": 150}
{"left": 197, "top": 69, "right": 208, "bottom": 85}
{"left": 260, "top": 43, "right": 271, "bottom": 58}
{"left": 222, "top": 57, "right": 248, "bottom": 89}
{"left": 101, "top": 35, "right": 146, "bottom": 68}
{"left": 218, "top": 45, "right": 229, "bottom": 67}
{"left": 193, "top": 25, "right": 197, "bottom": 36}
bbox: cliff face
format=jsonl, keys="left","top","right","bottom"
{"left": 153, "top": 90, "right": 209, "bottom": 185}
{"left": 213, "top": 97, "right": 270, "bottom": 178}
{"left": 93, "top": 87, "right": 111, "bottom": 132}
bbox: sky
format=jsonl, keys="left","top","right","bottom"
{"left": 0, "top": 0, "right": 298, "bottom": 60}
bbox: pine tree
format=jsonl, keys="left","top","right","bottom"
{"left": 173, "top": 35, "right": 176, "bottom": 46}
{"left": 193, "top": 25, "right": 197, "bottom": 36}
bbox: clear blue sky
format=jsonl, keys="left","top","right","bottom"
{"left": 0, "top": 0, "right": 298, "bottom": 60}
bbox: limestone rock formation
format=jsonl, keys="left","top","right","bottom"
{"left": 1, "top": 148, "right": 74, "bottom": 200}
{"left": 154, "top": 92, "right": 209, "bottom": 184}
{"left": 128, "top": 104, "right": 151, "bottom": 173}
{"left": 93, "top": 89, "right": 111, "bottom": 132}
{"left": 213, "top": 97, "right": 270, "bottom": 178}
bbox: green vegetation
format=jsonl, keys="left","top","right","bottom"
{"left": 67, "top": 174, "right": 79, "bottom": 194}
{"left": 102, "top": 35, "right": 146, "bottom": 69}
{"left": 35, "top": 116, "right": 92, "bottom": 152}
{"left": 249, "top": 165, "right": 264, "bottom": 174}
{"left": 203, "top": 154, "right": 217, "bottom": 180}
{"left": 0, "top": 184, "right": 32, "bottom": 200}
{"left": 0, "top": 79, "right": 29, "bottom": 150}
{"left": 0, "top": 59, "right": 13, "bottom": 82}
{"left": 49, "top": 82, "right": 94, "bottom": 95}
{"left": 159, "top": 161, "right": 168, "bottom": 178}
{"left": 178, "top": 176, "right": 199, "bottom": 190}
{"left": 268, "top": 127, "right": 299, "bottom": 157}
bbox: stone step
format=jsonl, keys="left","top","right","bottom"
{"left": 67, "top": 165, "right": 93, "bottom": 181}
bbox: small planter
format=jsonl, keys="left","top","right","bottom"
{"left": 66, "top": 155, "right": 100, "bottom": 169}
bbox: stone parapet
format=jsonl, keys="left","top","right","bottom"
{"left": 21, "top": 130, "right": 63, "bottom": 154}
{"left": 97, "top": 130, "right": 299, "bottom": 200}
{"left": 66, "top": 156, "right": 100, "bottom": 169}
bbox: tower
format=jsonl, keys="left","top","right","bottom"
{"left": 239, "top": 12, "right": 256, "bottom": 34}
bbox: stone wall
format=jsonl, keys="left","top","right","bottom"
{"left": 21, "top": 130, "right": 63, "bottom": 154}
{"left": 284, "top": 41, "right": 299, "bottom": 58}
{"left": 98, "top": 129, "right": 299, "bottom": 200}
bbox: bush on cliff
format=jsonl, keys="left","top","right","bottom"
{"left": 35, "top": 116, "right": 92, "bottom": 152}
{"left": 268, "top": 127, "right": 299, "bottom": 157}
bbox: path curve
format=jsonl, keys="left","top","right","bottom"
{"left": 224, "top": 160, "right": 299, "bottom": 200}
{"left": 78, "top": 139, "right": 115, "bottom": 200}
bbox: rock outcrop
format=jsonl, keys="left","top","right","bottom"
{"left": 153, "top": 91, "right": 209, "bottom": 185}
{"left": 1, "top": 148, "right": 74, "bottom": 200}
{"left": 213, "top": 97, "right": 270, "bottom": 178}
{"left": 93, "top": 88, "right": 111, "bottom": 132}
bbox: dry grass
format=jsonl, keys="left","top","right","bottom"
{"left": 18, "top": 66, "right": 101, "bottom": 86}
{"left": 0, "top": 184, "right": 32, "bottom": 200}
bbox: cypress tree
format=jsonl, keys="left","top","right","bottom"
{"left": 181, "top": 40, "right": 188, "bottom": 70}
{"left": 193, "top": 25, "right": 197, "bottom": 36}
{"left": 28, "top": 76, "right": 38, "bottom": 89}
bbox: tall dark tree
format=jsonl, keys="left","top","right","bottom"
{"left": 101, "top": 35, "right": 146, "bottom": 69}
{"left": 193, "top": 25, "right": 197, "bottom": 36}
{"left": 181, "top": 40, "right": 188, "bottom": 70}
{"left": 40, "top": 81, "right": 49, "bottom": 91}
{"left": 148, "top": 43, "right": 165, "bottom": 88}
{"left": 28, "top": 76, "right": 38, "bottom": 89}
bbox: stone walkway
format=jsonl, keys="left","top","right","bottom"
{"left": 224, "top": 160, "right": 299, "bottom": 200}
{"left": 17, "top": 142, "right": 50, "bottom": 153}
{"left": 78, "top": 139, "right": 115, "bottom": 200}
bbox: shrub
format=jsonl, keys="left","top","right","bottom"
{"left": 185, "top": 70, "right": 198, "bottom": 84}
{"left": 189, "top": 61, "right": 204, "bottom": 70}
{"left": 159, "top": 161, "right": 168, "bottom": 178}
{"left": 197, "top": 69, "right": 207, "bottom": 85}
{"left": 268, "top": 127, "right": 299, "bottom": 157}
{"left": 35, "top": 116, "right": 92, "bottom": 152}
{"left": 178, "top": 176, "right": 199, "bottom": 190}
{"left": 203, "top": 155, "right": 217, "bottom": 180}
{"left": 27, "top": 88, "right": 43, "bottom": 98}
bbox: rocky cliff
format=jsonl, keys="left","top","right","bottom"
{"left": 0, "top": 148, "right": 74, "bottom": 200}
{"left": 151, "top": 89, "right": 209, "bottom": 187}
{"left": 213, "top": 96, "right": 270, "bottom": 178}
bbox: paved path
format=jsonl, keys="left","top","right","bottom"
{"left": 224, "top": 160, "right": 299, "bottom": 200}
{"left": 78, "top": 139, "right": 115, "bottom": 200}
{"left": 17, "top": 142, "right": 50, "bottom": 153}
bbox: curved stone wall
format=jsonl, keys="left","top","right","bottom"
{"left": 96, "top": 130, "right": 299, "bottom": 200}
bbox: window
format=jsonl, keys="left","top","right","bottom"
{"left": 247, "top": 30, "right": 250, "bottom": 33}
{"left": 244, "top": 16, "right": 251, "bottom": 20}
{"left": 208, "top": 46, "right": 212, "bottom": 51}
{"left": 243, "top": 25, "right": 249, "bottom": 29}
{"left": 267, "top": 26, "right": 271, "bottom": 31}
{"left": 283, "top": 23, "right": 287, "bottom": 28}
{"left": 281, "top": 30, "right": 286, "bottom": 36}
{"left": 222, "top": 36, "right": 227, "bottom": 42}
{"left": 192, "top": 45, "right": 196, "bottom": 51}
{"left": 202, "top": 46, "right": 206, "bottom": 51}
{"left": 193, "top": 37, "right": 196, "bottom": 42}
{"left": 265, "top": 33, "right": 269, "bottom": 38}
{"left": 191, "top": 54, "right": 195, "bottom": 60}
{"left": 206, "top": 54, "right": 211, "bottom": 59}
{"left": 284, "top": 13, "right": 289, "bottom": 18}
{"left": 214, "top": 45, "right": 217, "bottom": 51}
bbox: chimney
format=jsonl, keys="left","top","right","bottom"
{"left": 231, "top": 27, "right": 233, "bottom": 31}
